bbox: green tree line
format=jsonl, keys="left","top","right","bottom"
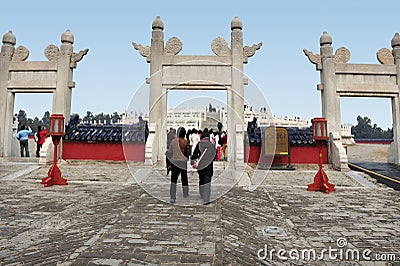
{"left": 351, "top": 115, "right": 393, "bottom": 139}
{"left": 16, "top": 110, "right": 124, "bottom": 132}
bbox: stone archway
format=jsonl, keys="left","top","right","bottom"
{"left": 304, "top": 32, "right": 400, "bottom": 168}
{"left": 0, "top": 30, "right": 88, "bottom": 157}
{"left": 133, "top": 16, "right": 261, "bottom": 166}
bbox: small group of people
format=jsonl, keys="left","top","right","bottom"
{"left": 16, "top": 125, "right": 48, "bottom": 158}
{"left": 165, "top": 126, "right": 219, "bottom": 205}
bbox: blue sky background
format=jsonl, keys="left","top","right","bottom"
{"left": 2, "top": 0, "right": 398, "bottom": 128}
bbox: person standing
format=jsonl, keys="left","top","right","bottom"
{"left": 221, "top": 131, "right": 228, "bottom": 161}
{"left": 166, "top": 127, "right": 176, "bottom": 175}
{"left": 16, "top": 125, "right": 32, "bottom": 157}
{"left": 35, "top": 126, "right": 48, "bottom": 157}
{"left": 191, "top": 129, "right": 216, "bottom": 205}
{"left": 167, "top": 127, "right": 190, "bottom": 203}
{"left": 189, "top": 129, "right": 200, "bottom": 155}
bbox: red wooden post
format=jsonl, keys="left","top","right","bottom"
{"left": 307, "top": 118, "right": 336, "bottom": 193}
{"left": 41, "top": 114, "right": 68, "bottom": 187}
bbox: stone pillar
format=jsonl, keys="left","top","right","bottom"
{"left": 229, "top": 17, "right": 245, "bottom": 165}
{"left": 319, "top": 32, "right": 341, "bottom": 136}
{"left": 53, "top": 30, "right": 73, "bottom": 122}
{"left": 4, "top": 91, "right": 15, "bottom": 157}
{"left": 149, "top": 16, "right": 164, "bottom": 162}
{"left": 391, "top": 33, "right": 400, "bottom": 164}
{"left": 52, "top": 30, "right": 74, "bottom": 160}
{"left": 0, "top": 31, "right": 15, "bottom": 157}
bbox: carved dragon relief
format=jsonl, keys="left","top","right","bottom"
{"left": 45, "top": 44, "right": 88, "bottom": 66}
{"left": 303, "top": 49, "right": 321, "bottom": 66}
{"left": 243, "top": 42, "right": 262, "bottom": 61}
{"left": 334, "top": 47, "right": 350, "bottom": 64}
{"left": 45, "top": 44, "right": 60, "bottom": 61}
{"left": 132, "top": 42, "right": 150, "bottom": 58}
{"left": 71, "top": 48, "right": 89, "bottom": 63}
{"left": 211, "top": 37, "right": 230, "bottom": 56}
{"left": 12, "top": 46, "right": 29, "bottom": 61}
{"left": 376, "top": 48, "right": 394, "bottom": 64}
{"left": 165, "top": 37, "right": 182, "bottom": 55}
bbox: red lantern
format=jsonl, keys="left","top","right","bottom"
{"left": 307, "top": 117, "right": 335, "bottom": 193}
{"left": 49, "top": 114, "right": 65, "bottom": 137}
{"left": 312, "top": 117, "right": 328, "bottom": 141}
{"left": 41, "top": 114, "right": 68, "bottom": 187}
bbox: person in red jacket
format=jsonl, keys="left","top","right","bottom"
{"left": 36, "top": 126, "right": 48, "bottom": 157}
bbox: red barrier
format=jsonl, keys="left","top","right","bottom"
{"left": 62, "top": 142, "right": 145, "bottom": 161}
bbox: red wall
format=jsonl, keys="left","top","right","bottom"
{"left": 62, "top": 142, "right": 145, "bottom": 161}
{"left": 63, "top": 142, "right": 327, "bottom": 164}
{"left": 245, "top": 145, "right": 328, "bottom": 164}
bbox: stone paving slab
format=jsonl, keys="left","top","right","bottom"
{"left": 0, "top": 161, "right": 398, "bottom": 265}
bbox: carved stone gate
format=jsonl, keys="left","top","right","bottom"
{"left": 0, "top": 30, "right": 88, "bottom": 157}
{"left": 133, "top": 16, "right": 261, "bottom": 166}
{"left": 304, "top": 32, "right": 400, "bottom": 168}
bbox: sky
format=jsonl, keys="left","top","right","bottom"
{"left": 2, "top": 0, "right": 398, "bottom": 129}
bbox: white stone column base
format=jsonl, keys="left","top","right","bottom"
{"left": 330, "top": 132, "right": 349, "bottom": 171}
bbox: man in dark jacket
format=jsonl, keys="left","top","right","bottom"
{"left": 191, "top": 128, "right": 216, "bottom": 205}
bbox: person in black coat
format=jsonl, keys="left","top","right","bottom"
{"left": 191, "top": 129, "right": 216, "bottom": 205}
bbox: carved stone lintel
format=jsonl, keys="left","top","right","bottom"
{"left": 132, "top": 42, "right": 150, "bottom": 58}
{"left": 303, "top": 48, "right": 321, "bottom": 66}
{"left": 377, "top": 48, "right": 394, "bottom": 65}
{"left": 165, "top": 37, "right": 182, "bottom": 55}
{"left": 45, "top": 44, "right": 60, "bottom": 61}
{"left": 71, "top": 48, "right": 89, "bottom": 63}
{"left": 243, "top": 42, "right": 262, "bottom": 61}
{"left": 211, "top": 37, "right": 230, "bottom": 56}
{"left": 12, "top": 45, "right": 29, "bottom": 61}
{"left": 334, "top": 47, "right": 350, "bottom": 64}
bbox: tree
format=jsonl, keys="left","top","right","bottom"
{"left": 111, "top": 111, "right": 121, "bottom": 124}
{"left": 42, "top": 111, "right": 51, "bottom": 130}
{"left": 16, "top": 109, "right": 28, "bottom": 129}
{"left": 351, "top": 115, "right": 393, "bottom": 139}
{"left": 83, "top": 111, "right": 94, "bottom": 124}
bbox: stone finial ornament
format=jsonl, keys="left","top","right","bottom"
{"left": 320, "top": 31, "right": 332, "bottom": 46}
{"left": 12, "top": 46, "right": 29, "bottom": 61}
{"left": 391, "top": 32, "right": 400, "bottom": 48}
{"left": 152, "top": 16, "right": 164, "bottom": 30}
{"left": 303, "top": 48, "right": 321, "bottom": 66}
{"left": 231, "top": 16, "right": 242, "bottom": 30}
{"left": 132, "top": 42, "right": 151, "bottom": 58}
{"left": 2, "top": 30, "right": 16, "bottom": 45}
{"left": 243, "top": 42, "right": 262, "bottom": 61}
{"left": 61, "top": 29, "right": 74, "bottom": 44}
{"left": 376, "top": 48, "right": 394, "bottom": 65}
{"left": 334, "top": 47, "right": 350, "bottom": 64}
{"left": 164, "top": 37, "right": 182, "bottom": 55}
{"left": 45, "top": 44, "right": 60, "bottom": 61}
{"left": 211, "top": 37, "right": 230, "bottom": 56}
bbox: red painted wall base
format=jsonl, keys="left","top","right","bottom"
{"left": 62, "top": 142, "right": 145, "bottom": 161}
{"left": 245, "top": 145, "right": 328, "bottom": 164}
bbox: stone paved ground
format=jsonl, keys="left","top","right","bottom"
{"left": 0, "top": 146, "right": 399, "bottom": 265}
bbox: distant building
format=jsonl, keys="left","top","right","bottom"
{"left": 122, "top": 105, "right": 308, "bottom": 130}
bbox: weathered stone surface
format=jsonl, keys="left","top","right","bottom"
{"left": 0, "top": 160, "right": 398, "bottom": 265}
